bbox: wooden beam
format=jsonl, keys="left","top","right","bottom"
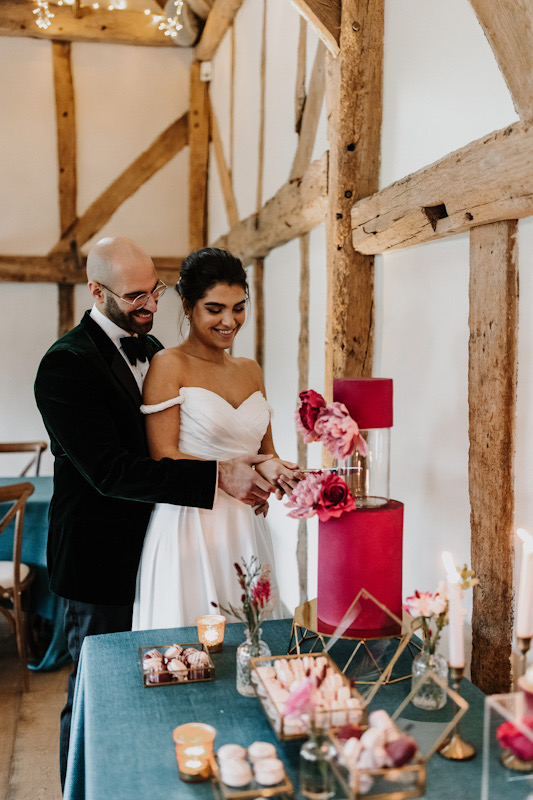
{"left": 211, "top": 152, "right": 328, "bottom": 267}
{"left": 52, "top": 42, "right": 77, "bottom": 236}
{"left": 189, "top": 63, "right": 210, "bottom": 251}
{"left": 0, "top": 1, "right": 174, "bottom": 46}
{"left": 325, "top": 0, "right": 383, "bottom": 386}
{"left": 350, "top": 117, "right": 533, "bottom": 255}
{"left": 297, "top": 233, "right": 310, "bottom": 604}
{"left": 291, "top": 0, "right": 340, "bottom": 58}
{"left": 469, "top": 220, "right": 518, "bottom": 694}
{"left": 50, "top": 113, "right": 189, "bottom": 253}
{"left": 294, "top": 16, "right": 307, "bottom": 135}
{"left": 469, "top": 0, "right": 533, "bottom": 120}
{"left": 256, "top": 0, "right": 267, "bottom": 213}
{"left": 195, "top": 0, "right": 245, "bottom": 62}
{"left": 253, "top": 258, "right": 264, "bottom": 368}
{"left": 209, "top": 102, "right": 238, "bottom": 227}
{"left": 58, "top": 284, "right": 75, "bottom": 338}
{"left": 290, "top": 40, "right": 325, "bottom": 181}
{"left": 0, "top": 255, "right": 182, "bottom": 285}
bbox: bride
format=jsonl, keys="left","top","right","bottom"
{"left": 132, "top": 247, "right": 298, "bottom": 630}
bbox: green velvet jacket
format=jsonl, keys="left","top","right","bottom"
{"left": 34, "top": 311, "right": 217, "bottom": 606}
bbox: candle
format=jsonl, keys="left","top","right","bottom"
{"left": 196, "top": 614, "right": 226, "bottom": 652}
{"left": 173, "top": 723, "right": 216, "bottom": 783}
{"left": 442, "top": 551, "right": 464, "bottom": 668}
{"left": 516, "top": 529, "right": 533, "bottom": 638}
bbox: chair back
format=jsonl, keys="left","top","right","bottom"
{"left": 0, "top": 482, "right": 35, "bottom": 596}
{"left": 0, "top": 442, "right": 48, "bottom": 476}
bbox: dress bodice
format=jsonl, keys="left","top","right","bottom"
{"left": 141, "top": 387, "right": 272, "bottom": 460}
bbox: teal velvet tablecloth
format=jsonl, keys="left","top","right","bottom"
{"left": 63, "top": 617, "right": 518, "bottom": 800}
{"left": 0, "top": 476, "right": 70, "bottom": 671}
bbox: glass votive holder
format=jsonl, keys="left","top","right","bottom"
{"left": 196, "top": 614, "right": 226, "bottom": 652}
{"left": 173, "top": 723, "right": 216, "bottom": 783}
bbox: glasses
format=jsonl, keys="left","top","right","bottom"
{"left": 99, "top": 280, "right": 167, "bottom": 310}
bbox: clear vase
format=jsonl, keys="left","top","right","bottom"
{"left": 236, "top": 627, "right": 270, "bottom": 697}
{"left": 335, "top": 428, "right": 390, "bottom": 507}
{"left": 299, "top": 719, "right": 336, "bottom": 800}
{"left": 411, "top": 643, "right": 448, "bottom": 710}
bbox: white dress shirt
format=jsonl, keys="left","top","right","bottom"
{"left": 90, "top": 304, "right": 150, "bottom": 393}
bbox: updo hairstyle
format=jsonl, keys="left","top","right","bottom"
{"left": 176, "top": 248, "right": 248, "bottom": 311}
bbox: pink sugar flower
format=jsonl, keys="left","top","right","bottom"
{"left": 286, "top": 471, "right": 326, "bottom": 519}
{"left": 295, "top": 390, "right": 326, "bottom": 443}
{"left": 286, "top": 471, "right": 355, "bottom": 522}
{"left": 314, "top": 402, "right": 369, "bottom": 459}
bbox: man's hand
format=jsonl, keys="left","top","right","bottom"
{"left": 218, "top": 454, "right": 275, "bottom": 506}
{"left": 256, "top": 458, "right": 300, "bottom": 499}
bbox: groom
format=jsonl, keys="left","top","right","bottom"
{"left": 34, "top": 235, "right": 274, "bottom": 789}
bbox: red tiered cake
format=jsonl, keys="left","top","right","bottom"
{"left": 317, "top": 379, "right": 404, "bottom": 638}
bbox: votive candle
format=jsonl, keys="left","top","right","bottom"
{"left": 196, "top": 614, "right": 226, "bottom": 652}
{"left": 442, "top": 551, "right": 464, "bottom": 668}
{"left": 516, "top": 529, "right": 533, "bottom": 638}
{"left": 173, "top": 723, "right": 216, "bottom": 783}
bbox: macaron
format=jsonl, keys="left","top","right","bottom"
{"left": 219, "top": 758, "right": 253, "bottom": 787}
{"left": 217, "top": 744, "right": 247, "bottom": 763}
{"left": 253, "top": 757, "right": 285, "bottom": 786}
{"left": 247, "top": 741, "right": 277, "bottom": 762}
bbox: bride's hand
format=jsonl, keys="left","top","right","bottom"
{"left": 254, "top": 499, "right": 269, "bottom": 517}
{"left": 255, "top": 458, "right": 300, "bottom": 497}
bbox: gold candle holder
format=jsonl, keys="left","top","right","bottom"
{"left": 517, "top": 636, "right": 532, "bottom": 678}
{"left": 173, "top": 723, "right": 216, "bottom": 782}
{"left": 438, "top": 666, "right": 476, "bottom": 761}
{"left": 196, "top": 614, "right": 226, "bottom": 653}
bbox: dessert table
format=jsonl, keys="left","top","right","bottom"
{"left": 62, "top": 617, "right": 526, "bottom": 800}
{"left": 0, "top": 476, "right": 70, "bottom": 671}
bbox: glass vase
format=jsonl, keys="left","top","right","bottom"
{"left": 335, "top": 428, "right": 390, "bottom": 507}
{"left": 299, "top": 719, "right": 336, "bottom": 800}
{"left": 411, "top": 643, "right": 448, "bottom": 710}
{"left": 236, "top": 627, "right": 270, "bottom": 697}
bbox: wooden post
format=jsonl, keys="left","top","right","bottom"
{"left": 256, "top": 0, "right": 267, "bottom": 214}
{"left": 297, "top": 234, "right": 310, "bottom": 603}
{"left": 253, "top": 258, "right": 264, "bottom": 368}
{"left": 189, "top": 61, "right": 210, "bottom": 251}
{"left": 469, "top": 220, "right": 518, "bottom": 693}
{"left": 325, "top": 0, "right": 384, "bottom": 392}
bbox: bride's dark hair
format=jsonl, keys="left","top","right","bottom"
{"left": 176, "top": 247, "right": 248, "bottom": 308}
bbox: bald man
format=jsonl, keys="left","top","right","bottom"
{"left": 34, "top": 236, "right": 273, "bottom": 788}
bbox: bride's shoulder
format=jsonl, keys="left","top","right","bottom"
{"left": 231, "top": 355, "right": 262, "bottom": 375}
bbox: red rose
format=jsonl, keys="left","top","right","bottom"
{"left": 296, "top": 390, "right": 326, "bottom": 443}
{"left": 316, "top": 473, "right": 356, "bottom": 522}
{"left": 497, "top": 717, "right": 533, "bottom": 761}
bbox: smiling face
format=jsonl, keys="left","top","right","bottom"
{"left": 187, "top": 283, "right": 246, "bottom": 351}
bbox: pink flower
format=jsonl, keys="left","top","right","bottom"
{"left": 404, "top": 590, "right": 447, "bottom": 619}
{"left": 284, "top": 676, "right": 317, "bottom": 718}
{"left": 497, "top": 718, "right": 533, "bottom": 761}
{"left": 252, "top": 564, "right": 271, "bottom": 609}
{"left": 286, "top": 471, "right": 355, "bottom": 522}
{"left": 314, "top": 402, "right": 369, "bottom": 459}
{"left": 296, "top": 390, "right": 326, "bottom": 443}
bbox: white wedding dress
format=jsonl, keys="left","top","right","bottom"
{"left": 132, "top": 387, "right": 279, "bottom": 631}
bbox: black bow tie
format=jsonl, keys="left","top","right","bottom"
{"left": 119, "top": 335, "right": 149, "bottom": 365}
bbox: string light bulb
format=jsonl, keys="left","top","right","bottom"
{"left": 33, "top": 0, "right": 54, "bottom": 29}
{"left": 158, "top": 0, "right": 184, "bottom": 37}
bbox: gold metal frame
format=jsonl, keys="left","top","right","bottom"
{"left": 138, "top": 642, "right": 215, "bottom": 687}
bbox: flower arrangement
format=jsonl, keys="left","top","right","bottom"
{"left": 496, "top": 717, "right": 533, "bottom": 762}
{"left": 403, "top": 566, "right": 478, "bottom": 655}
{"left": 212, "top": 557, "right": 274, "bottom": 650}
{"left": 285, "top": 470, "right": 356, "bottom": 521}
{"left": 296, "top": 389, "right": 369, "bottom": 460}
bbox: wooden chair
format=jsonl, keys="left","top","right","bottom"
{"left": 0, "top": 441, "right": 48, "bottom": 476}
{"left": 0, "top": 482, "right": 36, "bottom": 691}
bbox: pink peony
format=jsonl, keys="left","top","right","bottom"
{"left": 403, "top": 589, "right": 447, "bottom": 619}
{"left": 497, "top": 717, "right": 533, "bottom": 761}
{"left": 314, "top": 402, "right": 369, "bottom": 459}
{"left": 284, "top": 676, "right": 317, "bottom": 718}
{"left": 296, "top": 390, "right": 326, "bottom": 443}
{"left": 286, "top": 471, "right": 355, "bottom": 522}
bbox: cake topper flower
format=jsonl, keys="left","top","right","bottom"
{"left": 296, "top": 389, "right": 369, "bottom": 459}
{"left": 285, "top": 470, "right": 356, "bottom": 521}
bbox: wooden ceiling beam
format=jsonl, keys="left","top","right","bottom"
{"left": 0, "top": 255, "right": 183, "bottom": 285}
{"left": 351, "top": 117, "right": 533, "bottom": 255}
{"left": 50, "top": 112, "right": 189, "bottom": 253}
{"left": 469, "top": 0, "right": 533, "bottom": 120}
{"left": 195, "top": 0, "right": 245, "bottom": 62}
{"left": 291, "top": 0, "right": 340, "bottom": 57}
{"left": 0, "top": 1, "right": 173, "bottom": 46}
{"left": 211, "top": 151, "right": 328, "bottom": 267}
{"left": 290, "top": 40, "right": 325, "bottom": 181}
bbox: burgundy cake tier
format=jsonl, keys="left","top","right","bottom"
{"left": 334, "top": 378, "right": 393, "bottom": 430}
{"left": 317, "top": 499, "right": 404, "bottom": 637}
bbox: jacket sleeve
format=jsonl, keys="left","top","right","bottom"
{"left": 35, "top": 347, "right": 217, "bottom": 510}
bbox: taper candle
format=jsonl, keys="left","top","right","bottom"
{"left": 442, "top": 551, "right": 464, "bottom": 668}
{"left": 516, "top": 529, "right": 533, "bottom": 638}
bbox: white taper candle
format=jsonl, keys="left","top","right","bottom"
{"left": 442, "top": 551, "right": 464, "bottom": 668}
{"left": 516, "top": 529, "right": 533, "bottom": 638}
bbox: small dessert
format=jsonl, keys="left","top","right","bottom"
{"left": 167, "top": 658, "right": 188, "bottom": 681}
{"left": 146, "top": 667, "right": 172, "bottom": 684}
{"left": 247, "top": 741, "right": 276, "bottom": 762}
{"left": 182, "top": 647, "right": 200, "bottom": 663}
{"left": 253, "top": 757, "right": 285, "bottom": 786}
{"left": 164, "top": 644, "right": 183, "bottom": 660}
{"left": 142, "top": 648, "right": 164, "bottom": 673}
{"left": 217, "top": 743, "right": 247, "bottom": 763}
{"left": 219, "top": 758, "right": 253, "bottom": 787}
{"left": 188, "top": 649, "right": 212, "bottom": 680}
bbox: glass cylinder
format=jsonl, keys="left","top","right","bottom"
{"left": 411, "top": 644, "right": 449, "bottom": 710}
{"left": 196, "top": 614, "right": 226, "bottom": 652}
{"left": 236, "top": 627, "right": 271, "bottom": 697}
{"left": 299, "top": 718, "right": 336, "bottom": 800}
{"left": 336, "top": 428, "right": 390, "bottom": 506}
{"left": 173, "top": 722, "right": 216, "bottom": 782}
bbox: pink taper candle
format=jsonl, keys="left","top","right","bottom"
{"left": 442, "top": 551, "right": 464, "bottom": 668}
{"left": 516, "top": 529, "right": 533, "bottom": 638}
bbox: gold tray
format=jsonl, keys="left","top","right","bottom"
{"left": 250, "top": 651, "right": 365, "bottom": 740}
{"left": 139, "top": 642, "right": 215, "bottom": 687}
{"left": 330, "top": 748, "right": 425, "bottom": 800}
{"left": 210, "top": 754, "right": 293, "bottom": 799}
